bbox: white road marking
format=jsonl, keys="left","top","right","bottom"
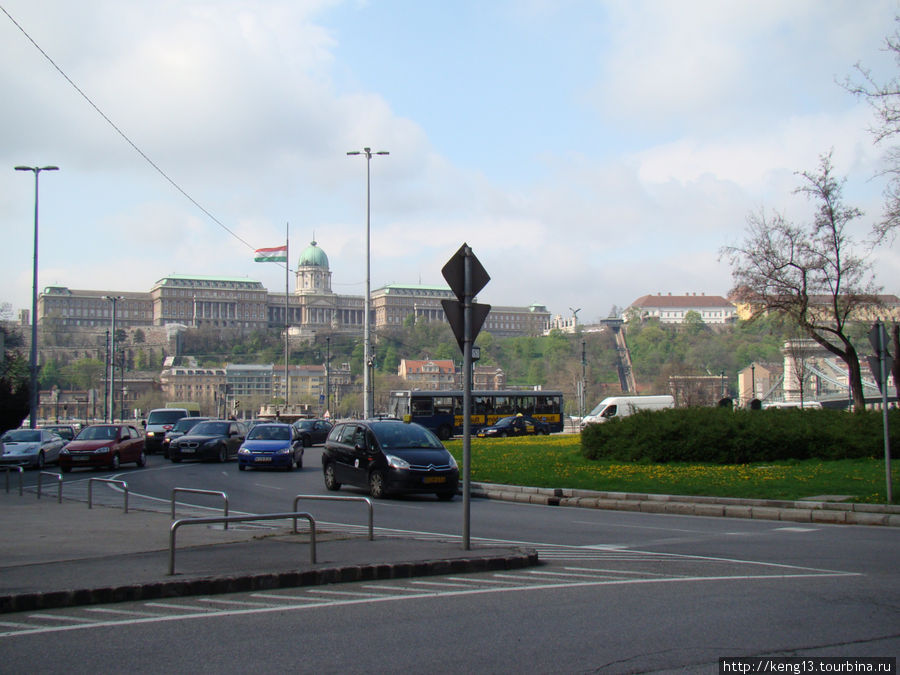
{"left": 0, "top": 570, "right": 859, "bottom": 638}
{"left": 84, "top": 607, "right": 159, "bottom": 617}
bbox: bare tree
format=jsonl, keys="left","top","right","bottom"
{"left": 722, "top": 153, "right": 881, "bottom": 411}
{"left": 842, "top": 16, "right": 900, "bottom": 239}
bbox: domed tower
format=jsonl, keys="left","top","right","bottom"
{"left": 295, "top": 240, "right": 332, "bottom": 295}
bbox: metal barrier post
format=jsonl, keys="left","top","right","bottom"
{"left": 171, "top": 488, "right": 230, "bottom": 529}
{"left": 168, "top": 512, "right": 316, "bottom": 575}
{"left": 3, "top": 466, "right": 24, "bottom": 496}
{"left": 88, "top": 478, "right": 129, "bottom": 513}
{"left": 292, "top": 494, "right": 374, "bottom": 540}
{"left": 37, "top": 472, "right": 62, "bottom": 503}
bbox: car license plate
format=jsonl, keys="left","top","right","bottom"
{"left": 73, "top": 456, "right": 89, "bottom": 462}
{"left": 423, "top": 476, "right": 446, "bottom": 484}
{"left": 180, "top": 448, "right": 195, "bottom": 454}
{"left": 254, "top": 457, "right": 271, "bottom": 463}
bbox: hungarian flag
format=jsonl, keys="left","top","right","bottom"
{"left": 254, "top": 245, "right": 287, "bottom": 263}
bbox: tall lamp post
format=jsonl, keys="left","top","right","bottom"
{"left": 102, "top": 295, "right": 123, "bottom": 421}
{"left": 15, "top": 165, "right": 59, "bottom": 429}
{"left": 347, "top": 147, "right": 389, "bottom": 419}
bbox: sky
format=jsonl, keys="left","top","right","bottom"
{"left": 1, "top": 0, "right": 898, "bottom": 325}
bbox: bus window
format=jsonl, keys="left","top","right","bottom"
{"left": 516, "top": 396, "right": 536, "bottom": 415}
{"left": 411, "top": 397, "right": 433, "bottom": 417}
{"left": 434, "top": 396, "right": 453, "bottom": 416}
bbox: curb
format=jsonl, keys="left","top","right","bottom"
{"left": 469, "top": 483, "right": 900, "bottom": 527}
{"left": 0, "top": 548, "right": 538, "bottom": 614}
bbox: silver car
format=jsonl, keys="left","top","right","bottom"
{"left": 0, "top": 429, "right": 66, "bottom": 469}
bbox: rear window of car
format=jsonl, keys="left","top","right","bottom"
{"left": 191, "top": 422, "right": 229, "bottom": 436}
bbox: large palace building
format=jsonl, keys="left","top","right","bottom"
{"left": 37, "top": 240, "right": 550, "bottom": 338}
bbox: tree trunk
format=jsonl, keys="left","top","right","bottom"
{"left": 846, "top": 343, "right": 867, "bottom": 411}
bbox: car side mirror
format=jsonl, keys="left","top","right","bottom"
{"left": 141, "top": 420, "right": 146, "bottom": 428}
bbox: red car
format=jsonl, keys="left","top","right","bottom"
{"left": 59, "top": 424, "right": 146, "bottom": 472}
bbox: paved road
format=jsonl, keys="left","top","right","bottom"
{"left": 3, "top": 453, "right": 898, "bottom": 672}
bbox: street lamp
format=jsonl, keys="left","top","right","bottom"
{"left": 347, "top": 147, "right": 389, "bottom": 419}
{"left": 102, "top": 295, "right": 123, "bottom": 421}
{"left": 15, "top": 165, "right": 59, "bottom": 429}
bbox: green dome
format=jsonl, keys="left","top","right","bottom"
{"left": 298, "top": 240, "right": 329, "bottom": 269}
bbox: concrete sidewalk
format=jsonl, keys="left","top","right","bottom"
{"left": 0, "top": 490, "right": 536, "bottom": 614}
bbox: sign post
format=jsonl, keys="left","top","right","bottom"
{"left": 868, "top": 321, "right": 893, "bottom": 503}
{"left": 441, "top": 243, "right": 490, "bottom": 550}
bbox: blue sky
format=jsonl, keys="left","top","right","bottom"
{"left": 1, "top": 0, "right": 898, "bottom": 324}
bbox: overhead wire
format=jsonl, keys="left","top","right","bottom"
{"left": 1, "top": 4, "right": 275, "bottom": 263}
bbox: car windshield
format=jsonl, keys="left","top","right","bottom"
{"left": 76, "top": 426, "right": 117, "bottom": 440}
{"left": 190, "top": 422, "right": 229, "bottom": 436}
{"left": 1, "top": 429, "right": 41, "bottom": 443}
{"left": 173, "top": 418, "right": 203, "bottom": 432}
{"left": 248, "top": 425, "right": 290, "bottom": 441}
{"left": 295, "top": 421, "right": 313, "bottom": 430}
{"left": 46, "top": 427, "right": 75, "bottom": 439}
{"left": 147, "top": 410, "right": 189, "bottom": 425}
{"left": 371, "top": 423, "right": 443, "bottom": 450}
{"left": 495, "top": 417, "right": 516, "bottom": 427}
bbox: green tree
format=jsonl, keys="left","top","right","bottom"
{"left": 0, "top": 325, "right": 30, "bottom": 432}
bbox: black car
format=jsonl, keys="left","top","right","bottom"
{"left": 322, "top": 420, "right": 458, "bottom": 500}
{"left": 168, "top": 420, "right": 247, "bottom": 463}
{"left": 162, "top": 417, "right": 212, "bottom": 458}
{"left": 476, "top": 415, "right": 551, "bottom": 438}
{"left": 292, "top": 418, "right": 333, "bottom": 447}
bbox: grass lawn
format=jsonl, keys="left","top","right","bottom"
{"left": 445, "top": 434, "right": 899, "bottom": 504}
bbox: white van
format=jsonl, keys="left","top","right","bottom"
{"left": 581, "top": 395, "right": 674, "bottom": 426}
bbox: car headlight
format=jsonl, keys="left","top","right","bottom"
{"left": 238, "top": 447, "right": 250, "bottom": 455}
{"left": 147, "top": 431, "right": 156, "bottom": 438}
{"left": 94, "top": 447, "right": 111, "bottom": 454}
{"left": 60, "top": 448, "right": 69, "bottom": 455}
{"left": 385, "top": 454, "right": 410, "bottom": 469}
{"left": 447, "top": 453, "right": 458, "bottom": 469}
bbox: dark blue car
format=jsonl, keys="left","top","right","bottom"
{"left": 237, "top": 423, "right": 304, "bottom": 471}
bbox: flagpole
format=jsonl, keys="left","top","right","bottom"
{"left": 284, "top": 222, "right": 290, "bottom": 412}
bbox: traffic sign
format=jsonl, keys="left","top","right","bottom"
{"left": 441, "top": 299, "right": 491, "bottom": 354}
{"left": 441, "top": 243, "right": 490, "bottom": 301}
{"left": 869, "top": 322, "right": 889, "bottom": 354}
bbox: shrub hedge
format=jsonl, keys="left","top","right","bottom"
{"left": 580, "top": 407, "right": 899, "bottom": 463}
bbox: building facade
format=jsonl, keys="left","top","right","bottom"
{"left": 36, "top": 240, "right": 552, "bottom": 339}
{"left": 398, "top": 359, "right": 457, "bottom": 390}
{"left": 627, "top": 293, "right": 737, "bottom": 324}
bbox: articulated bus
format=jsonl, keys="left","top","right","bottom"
{"left": 388, "top": 389, "right": 565, "bottom": 440}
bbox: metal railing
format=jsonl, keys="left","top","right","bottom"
{"left": 171, "top": 488, "right": 229, "bottom": 529}
{"left": 169, "top": 512, "right": 316, "bottom": 575}
{"left": 88, "top": 478, "right": 129, "bottom": 513}
{"left": 292, "top": 494, "right": 374, "bottom": 540}
{"left": 37, "top": 472, "right": 62, "bottom": 503}
{"left": 3, "top": 466, "right": 23, "bottom": 495}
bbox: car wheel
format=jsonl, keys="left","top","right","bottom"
{"left": 369, "top": 470, "right": 387, "bottom": 499}
{"left": 436, "top": 491, "right": 455, "bottom": 501}
{"left": 37, "top": 451, "right": 45, "bottom": 470}
{"left": 136, "top": 450, "right": 146, "bottom": 467}
{"left": 171, "top": 456, "right": 181, "bottom": 463}
{"left": 110, "top": 454, "right": 120, "bottom": 470}
{"left": 500, "top": 431, "right": 508, "bottom": 438}
{"left": 285, "top": 457, "right": 294, "bottom": 472}
{"left": 437, "top": 425, "right": 451, "bottom": 441}
{"left": 238, "top": 463, "right": 246, "bottom": 471}
{"left": 303, "top": 436, "right": 311, "bottom": 448}
{"left": 218, "top": 445, "right": 227, "bottom": 463}
{"left": 323, "top": 463, "right": 341, "bottom": 491}
{"left": 60, "top": 464, "right": 71, "bottom": 474}
{"left": 297, "top": 454, "right": 303, "bottom": 470}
